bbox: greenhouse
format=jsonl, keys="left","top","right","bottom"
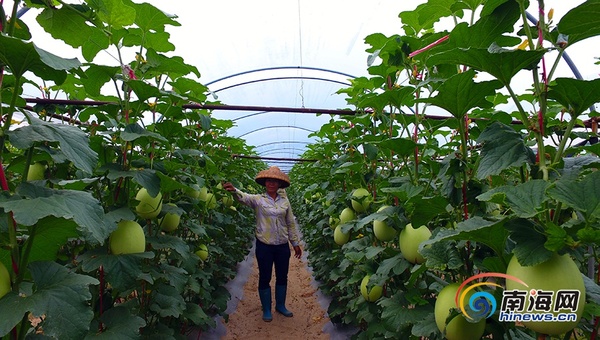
{"left": 0, "top": 0, "right": 600, "bottom": 339}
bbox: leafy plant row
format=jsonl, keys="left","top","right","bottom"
{"left": 0, "top": 0, "right": 266, "bottom": 338}
{"left": 289, "top": 1, "right": 600, "bottom": 339}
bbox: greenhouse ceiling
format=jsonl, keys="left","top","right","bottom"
{"left": 13, "top": 0, "right": 600, "bottom": 172}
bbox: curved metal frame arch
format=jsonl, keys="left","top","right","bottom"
{"left": 206, "top": 66, "right": 358, "bottom": 86}
{"left": 212, "top": 76, "right": 351, "bottom": 93}
{"left": 259, "top": 148, "right": 306, "bottom": 156}
{"left": 238, "top": 125, "right": 315, "bottom": 138}
{"left": 255, "top": 141, "right": 310, "bottom": 149}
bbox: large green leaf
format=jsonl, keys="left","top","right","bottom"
{"left": 408, "top": 195, "right": 449, "bottom": 228}
{"left": 478, "top": 180, "right": 550, "bottom": 218}
{"left": 105, "top": 167, "right": 161, "bottom": 197}
{"left": 89, "top": 0, "right": 136, "bottom": 28}
{"left": 558, "top": 1, "right": 600, "bottom": 46}
{"left": 182, "top": 303, "right": 213, "bottom": 327}
{"left": 549, "top": 170, "right": 600, "bottom": 222}
{"left": 422, "top": 216, "right": 509, "bottom": 257}
{"left": 122, "top": 28, "right": 175, "bottom": 53}
{"left": 37, "top": 7, "right": 98, "bottom": 49}
{"left": 86, "top": 306, "right": 146, "bottom": 339}
{"left": 378, "top": 138, "right": 419, "bottom": 158}
{"left": 506, "top": 219, "right": 553, "bottom": 266}
{"left": 420, "top": 239, "right": 464, "bottom": 270}
{"left": 399, "top": 0, "right": 462, "bottom": 34}
{"left": 121, "top": 122, "right": 168, "bottom": 142}
{"left": 24, "top": 217, "right": 79, "bottom": 263}
{"left": 149, "top": 284, "right": 186, "bottom": 318}
{"left": 81, "top": 64, "right": 120, "bottom": 97}
{"left": 0, "top": 35, "right": 78, "bottom": 83}
{"left": 420, "top": 69, "right": 502, "bottom": 119}
{"left": 79, "top": 249, "right": 155, "bottom": 292}
{"left": 547, "top": 78, "right": 600, "bottom": 117}
{"left": 0, "top": 261, "right": 98, "bottom": 338}
{"left": 147, "top": 234, "right": 191, "bottom": 260}
{"left": 125, "top": 80, "right": 163, "bottom": 102}
{"left": 445, "top": 0, "right": 521, "bottom": 50}
{"left": 145, "top": 49, "right": 201, "bottom": 78}
{"left": 133, "top": 2, "right": 180, "bottom": 32}
{"left": 427, "top": 47, "right": 546, "bottom": 86}
{"left": 476, "top": 121, "right": 532, "bottom": 179}
{"left": 0, "top": 182, "right": 112, "bottom": 244}
{"left": 9, "top": 113, "right": 98, "bottom": 174}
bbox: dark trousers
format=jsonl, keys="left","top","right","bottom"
{"left": 255, "top": 239, "right": 291, "bottom": 290}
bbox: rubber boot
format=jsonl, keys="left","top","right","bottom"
{"left": 275, "top": 285, "right": 293, "bottom": 317}
{"left": 258, "top": 289, "right": 273, "bottom": 322}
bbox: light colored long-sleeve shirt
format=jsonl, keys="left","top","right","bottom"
{"left": 234, "top": 189, "right": 301, "bottom": 247}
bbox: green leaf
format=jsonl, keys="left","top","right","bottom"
{"left": 126, "top": 80, "right": 162, "bottom": 102}
{"left": 147, "top": 234, "right": 190, "bottom": 260}
{"left": 423, "top": 216, "right": 509, "bottom": 257}
{"left": 547, "top": 78, "right": 600, "bottom": 117}
{"left": 420, "top": 240, "right": 464, "bottom": 270}
{"left": 37, "top": 7, "right": 97, "bottom": 49}
{"left": 408, "top": 195, "right": 449, "bottom": 228}
{"left": 0, "top": 262, "right": 98, "bottom": 339}
{"left": 447, "top": 1, "right": 521, "bottom": 50}
{"left": 25, "top": 217, "right": 79, "bottom": 263}
{"left": 399, "top": 0, "right": 461, "bottom": 34}
{"left": 122, "top": 29, "right": 175, "bottom": 53}
{"left": 363, "top": 143, "right": 378, "bottom": 161}
{"left": 376, "top": 252, "right": 411, "bottom": 277}
{"left": 79, "top": 249, "right": 155, "bottom": 292}
{"left": 121, "top": 123, "right": 168, "bottom": 143}
{"left": 90, "top": 0, "right": 136, "bottom": 28}
{"left": 150, "top": 263, "right": 188, "bottom": 293}
{"left": 182, "top": 302, "right": 213, "bottom": 327}
{"left": 583, "top": 275, "right": 600, "bottom": 305}
{"left": 133, "top": 2, "right": 180, "bottom": 32}
{"left": 420, "top": 69, "right": 502, "bottom": 119}
{"left": 427, "top": 47, "right": 546, "bottom": 86}
{"left": 544, "top": 222, "right": 569, "bottom": 252}
{"left": 145, "top": 49, "right": 200, "bottom": 78}
{"left": 378, "top": 138, "right": 418, "bottom": 158}
{"left": 476, "top": 121, "right": 532, "bottom": 179}
{"left": 87, "top": 306, "right": 146, "bottom": 339}
{"left": 106, "top": 167, "right": 161, "bottom": 198}
{"left": 558, "top": 1, "right": 600, "bottom": 46}
{"left": 0, "top": 183, "right": 112, "bottom": 244}
{"left": 506, "top": 219, "right": 553, "bottom": 266}
{"left": 9, "top": 112, "right": 98, "bottom": 174}
{"left": 0, "top": 34, "right": 76, "bottom": 83}
{"left": 150, "top": 284, "right": 186, "bottom": 318}
{"left": 549, "top": 170, "right": 600, "bottom": 222}
{"left": 478, "top": 180, "right": 550, "bottom": 218}
{"left": 577, "top": 226, "right": 600, "bottom": 244}
{"left": 364, "top": 246, "right": 386, "bottom": 260}
{"left": 380, "top": 296, "right": 434, "bottom": 328}
{"left": 381, "top": 181, "right": 424, "bottom": 202}
{"left": 81, "top": 65, "right": 120, "bottom": 97}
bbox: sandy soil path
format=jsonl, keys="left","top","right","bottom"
{"left": 220, "top": 252, "right": 330, "bottom": 340}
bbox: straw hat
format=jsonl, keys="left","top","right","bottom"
{"left": 255, "top": 166, "right": 290, "bottom": 188}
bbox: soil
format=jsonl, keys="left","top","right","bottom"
{"left": 220, "top": 252, "right": 331, "bottom": 340}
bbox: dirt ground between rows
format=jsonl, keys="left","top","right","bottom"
{"left": 220, "top": 253, "right": 331, "bottom": 340}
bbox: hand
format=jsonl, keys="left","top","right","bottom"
{"left": 222, "top": 182, "right": 236, "bottom": 192}
{"left": 293, "top": 245, "right": 302, "bottom": 259}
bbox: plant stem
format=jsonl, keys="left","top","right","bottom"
{"left": 553, "top": 115, "right": 578, "bottom": 164}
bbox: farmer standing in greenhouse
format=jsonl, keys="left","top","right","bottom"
{"left": 223, "top": 166, "right": 302, "bottom": 322}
